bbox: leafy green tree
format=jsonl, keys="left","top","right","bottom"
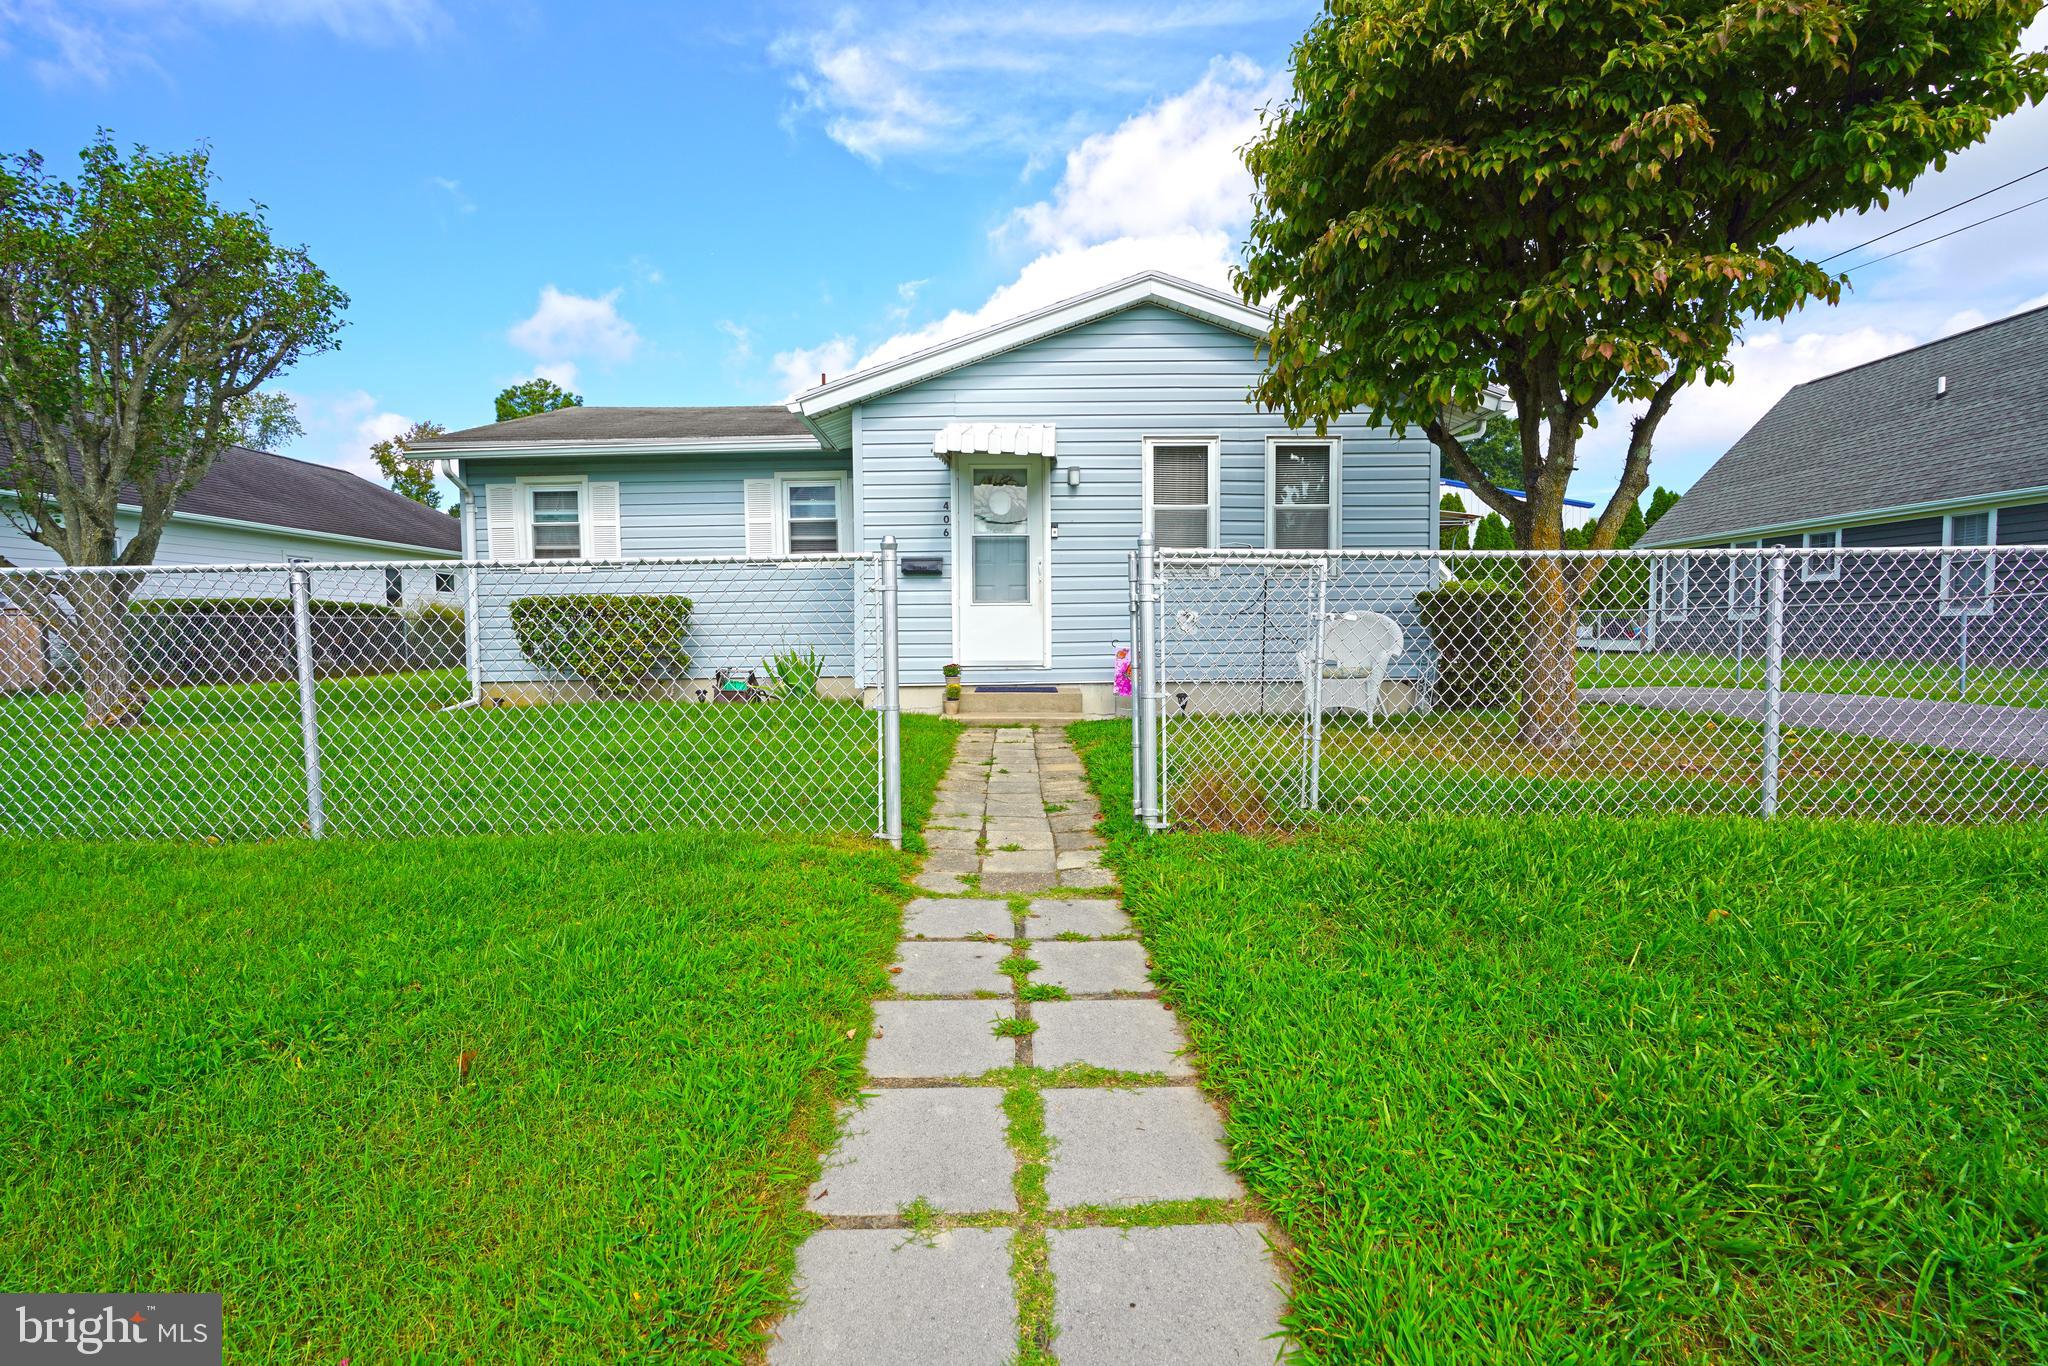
{"left": 223, "top": 389, "right": 304, "bottom": 451}
{"left": 1238, "top": 0, "right": 2044, "bottom": 746}
{"left": 1613, "top": 499, "right": 1647, "bottom": 551}
{"left": 0, "top": 135, "right": 346, "bottom": 725}
{"left": 1459, "top": 420, "right": 1524, "bottom": 492}
{"left": 1645, "top": 485, "right": 1683, "bottom": 531}
{"left": 494, "top": 377, "right": 582, "bottom": 424}
{"left": 369, "top": 420, "right": 448, "bottom": 509}
{"left": 1472, "top": 513, "right": 1513, "bottom": 553}
{"left": 1439, "top": 492, "right": 1471, "bottom": 550}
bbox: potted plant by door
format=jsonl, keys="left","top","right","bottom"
{"left": 943, "top": 663, "right": 962, "bottom": 716}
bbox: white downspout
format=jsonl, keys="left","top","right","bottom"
{"left": 440, "top": 458, "right": 485, "bottom": 709}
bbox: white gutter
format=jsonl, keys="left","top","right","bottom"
{"left": 410, "top": 434, "right": 826, "bottom": 458}
{"left": 1643, "top": 482, "right": 2048, "bottom": 549}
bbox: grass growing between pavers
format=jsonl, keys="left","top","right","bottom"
{"left": 0, "top": 809, "right": 965, "bottom": 1361}
{"left": 1072, "top": 719, "right": 2048, "bottom": 1362}
{"left": 0, "top": 669, "right": 959, "bottom": 849}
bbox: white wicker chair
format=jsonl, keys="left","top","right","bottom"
{"left": 1301, "top": 612, "right": 1403, "bottom": 721}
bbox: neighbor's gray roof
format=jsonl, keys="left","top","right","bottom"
{"left": 1, "top": 435, "right": 460, "bottom": 553}
{"left": 1641, "top": 303, "right": 2048, "bottom": 547}
{"left": 416, "top": 405, "right": 814, "bottom": 446}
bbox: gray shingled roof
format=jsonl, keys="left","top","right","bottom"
{"left": 415, "top": 405, "right": 814, "bottom": 445}
{"left": 2, "top": 436, "right": 460, "bottom": 553}
{"left": 1640, "top": 303, "right": 2048, "bottom": 547}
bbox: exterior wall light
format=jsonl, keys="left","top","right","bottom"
{"left": 1066, "top": 466, "right": 1082, "bottom": 491}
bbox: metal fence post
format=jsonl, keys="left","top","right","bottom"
{"left": 1760, "top": 548, "right": 1786, "bottom": 819}
{"left": 1128, "top": 550, "right": 1143, "bottom": 820}
{"left": 1135, "top": 533, "right": 1164, "bottom": 832}
{"left": 879, "top": 535, "right": 904, "bottom": 850}
{"left": 1307, "top": 556, "right": 1328, "bottom": 813}
{"left": 289, "top": 566, "right": 326, "bottom": 839}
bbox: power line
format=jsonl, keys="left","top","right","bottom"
{"left": 1843, "top": 190, "right": 2048, "bottom": 273}
{"left": 1817, "top": 162, "right": 2048, "bottom": 264}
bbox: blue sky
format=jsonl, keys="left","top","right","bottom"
{"left": 4, "top": 1, "right": 2046, "bottom": 511}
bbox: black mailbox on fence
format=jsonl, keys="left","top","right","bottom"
{"left": 900, "top": 557, "right": 944, "bottom": 577}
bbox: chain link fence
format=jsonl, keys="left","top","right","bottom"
{"left": 1131, "top": 544, "right": 2048, "bottom": 830}
{"left": 0, "top": 552, "right": 901, "bottom": 842}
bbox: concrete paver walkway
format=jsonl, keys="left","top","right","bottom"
{"left": 771, "top": 725, "right": 1289, "bottom": 1364}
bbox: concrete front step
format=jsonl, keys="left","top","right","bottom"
{"left": 956, "top": 684, "right": 1083, "bottom": 718}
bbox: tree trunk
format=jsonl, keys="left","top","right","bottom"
{"left": 69, "top": 577, "right": 148, "bottom": 729}
{"left": 1516, "top": 525, "right": 1581, "bottom": 751}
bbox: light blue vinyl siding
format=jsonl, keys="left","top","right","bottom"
{"left": 461, "top": 453, "right": 861, "bottom": 686}
{"left": 851, "top": 303, "right": 1438, "bottom": 684}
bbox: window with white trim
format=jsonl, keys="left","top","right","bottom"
{"left": 1143, "top": 438, "right": 1218, "bottom": 549}
{"left": 529, "top": 485, "right": 584, "bottom": 560}
{"left": 1801, "top": 528, "right": 1842, "bottom": 581}
{"left": 1728, "top": 540, "right": 1762, "bottom": 621}
{"left": 1267, "top": 438, "right": 1339, "bottom": 550}
{"left": 780, "top": 475, "right": 846, "bottom": 554}
{"left": 1659, "top": 556, "right": 1690, "bottom": 619}
{"left": 1941, "top": 509, "right": 1995, "bottom": 615}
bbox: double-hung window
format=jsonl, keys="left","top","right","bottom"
{"left": 1266, "top": 438, "right": 1340, "bottom": 550}
{"left": 1941, "top": 510, "right": 1995, "bottom": 615}
{"left": 1659, "top": 556, "right": 1690, "bottom": 620}
{"left": 781, "top": 475, "right": 846, "bottom": 554}
{"left": 1143, "top": 438, "right": 1218, "bottom": 549}
{"left": 1801, "top": 528, "right": 1842, "bottom": 581}
{"left": 1728, "top": 540, "right": 1763, "bottom": 621}
{"left": 529, "top": 486, "right": 584, "bottom": 560}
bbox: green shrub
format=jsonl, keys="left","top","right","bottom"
{"left": 1414, "top": 581, "right": 1523, "bottom": 709}
{"left": 509, "top": 594, "right": 692, "bottom": 697}
{"left": 763, "top": 646, "right": 824, "bottom": 699}
{"left": 402, "top": 602, "right": 466, "bottom": 666}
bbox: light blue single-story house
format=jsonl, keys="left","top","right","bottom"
{"left": 414, "top": 273, "right": 1448, "bottom": 715}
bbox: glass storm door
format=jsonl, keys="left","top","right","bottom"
{"left": 958, "top": 461, "right": 1045, "bottom": 665}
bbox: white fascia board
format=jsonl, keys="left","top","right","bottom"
{"left": 416, "top": 434, "right": 826, "bottom": 458}
{"left": 1641, "top": 482, "right": 2048, "bottom": 549}
{"left": 0, "top": 490, "right": 458, "bottom": 558}
{"left": 789, "top": 272, "right": 1274, "bottom": 420}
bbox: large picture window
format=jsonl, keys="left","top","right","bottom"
{"left": 1267, "top": 438, "right": 1339, "bottom": 550}
{"left": 1143, "top": 438, "right": 1218, "bottom": 549}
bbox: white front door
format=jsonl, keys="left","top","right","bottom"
{"left": 957, "top": 459, "right": 1047, "bottom": 665}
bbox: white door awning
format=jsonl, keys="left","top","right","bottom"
{"left": 932, "top": 422, "right": 1056, "bottom": 460}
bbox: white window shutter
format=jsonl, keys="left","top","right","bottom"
{"left": 743, "top": 478, "right": 778, "bottom": 556}
{"left": 485, "top": 483, "right": 523, "bottom": 561}
{"left": 589, "top": 481, "right": 622, "bottom": 560}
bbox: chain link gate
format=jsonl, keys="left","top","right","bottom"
{"left": 0, "top": 545, "right": 906, "bottom": 844}
{"left": 1133, "top": 541, "right": 2048, "bottom": 831}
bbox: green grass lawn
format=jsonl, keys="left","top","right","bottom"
{"left": 0, "top": 670, "right": 956, "bottom": 847}
{"left": 1074, "top": 720, "right": 2048, "bottom": 1362}
{"left": 1157, "top": 706, "right": 2048, "bottom": 829}
{"left": 0, "top": 818, "right": 948, "bottom": 1362}
{"left": 1578, "top": 650, "right": 2048, "bottom": 709}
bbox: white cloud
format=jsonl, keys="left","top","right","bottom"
{"left": 2, "top": 0, "right": 446, "bottom": 86}
{"left": 428, "top": 176, "right": 475, "bottom": 214}
{"left": 1005, "top": 55, "right": 1277, "bottom": 250}
{"left": 794, "top": 57, "right": 1271, "bottom": 375}
{"left": 769, "top": 3, "right": 1288, "bottom": 163}
{"left": 774, "top": 336, "right": 857, "bottom": 400}
{"left": 717, "top": 320, "right": 754, "bottom": 364}
{"left": 507, "top": 286, "right": 640, "bottom": 379}
{"left": 523, "top": 362, "right": 580, "bottom": 390}
{"left": 278, "top": 389, "right": 412, "bottom": 484}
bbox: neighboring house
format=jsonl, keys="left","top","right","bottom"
{"left": 0, "top": 443, "right": 462, "bottom": 689}
{"left": 414, "top": 273, "right": 1452, "bottom": 715}
{"left": 1637, "top": 305, "right": 2048, "bottom": 662}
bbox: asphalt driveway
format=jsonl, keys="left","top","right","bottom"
{"left": 1582, "top": 687, "right": 2048, "bottom": 766}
